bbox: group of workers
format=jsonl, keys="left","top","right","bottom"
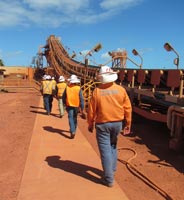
{"left": 40, "top": 73, "right": 84, "bottom": 139}
{"left": 40, "top": 66, "right": 132, "bottom": 188}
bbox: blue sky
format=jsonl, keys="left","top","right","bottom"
{"left": 0, "top": 0, "right": 184, "bottom": 69}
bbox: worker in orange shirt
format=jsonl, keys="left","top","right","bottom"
{"left": 56, "top": 76, "right": 67, "bottom": 118}
{"left": 87, "top": 66, "right": 132, "bottom": 187}
{"left": 63, "top": 74, "right": 85, "bottom": 139}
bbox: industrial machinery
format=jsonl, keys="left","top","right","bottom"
{"left": 36, "top": 35, "right": 184, "bottom": 152}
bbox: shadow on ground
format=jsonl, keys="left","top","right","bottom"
{"left": 45, "top": 155, "right": 103, "bottom": 184}
{"left": 43, "top": 125, "right": 71, "bottom": 139}
{"left": 130, "top": 113, "right": 184, "bottom": 173}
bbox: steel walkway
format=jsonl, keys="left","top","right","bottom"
{"left": 17, "top": 98, "right": 129, "bottom": 200}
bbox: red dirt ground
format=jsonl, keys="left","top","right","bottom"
{"left": 0, "top": 89, "right": 184, "bottom": 200}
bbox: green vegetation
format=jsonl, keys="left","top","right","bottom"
{"left": 0, "top": 59, "right": 4, "bottom": 66}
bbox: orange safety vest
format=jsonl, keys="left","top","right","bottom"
{"left": 57, "top": 82, "right": 67, "bottom": 97}
{"left": 42, "top": 80, "right": 54, "bottom": 94}
{"left": 66, "top": 85, "right": 80, "bottom": 107}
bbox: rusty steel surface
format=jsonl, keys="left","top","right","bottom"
{"left": 38, "top": 35, "right": 184, "bottom": 150}
{"left": 44, "top": 35, "right": 99, "bottom": 83}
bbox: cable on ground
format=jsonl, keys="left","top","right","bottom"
{"left": 117, "top": 147, "right": 174, "bottom": 200}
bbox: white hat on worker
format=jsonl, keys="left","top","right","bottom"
{"left": 46, "top": 75, "right": 51, "bottom": 80}
{"left": 42, "top": 75, "right": 47, "bottom": 80}
{"left": 68, "top": 74, "right": 80, "bottom": 83}
{"left": 97, "top": 66, "right": 118, "bottom": 84}
{"left": 58, "top": 76, "right": 65, "bottom": 82}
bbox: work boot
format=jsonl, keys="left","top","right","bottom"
{"left": 70, "top": 132, "right": 75, "bottom": 139}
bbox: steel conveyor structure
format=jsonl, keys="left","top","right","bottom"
{"left": 38, "top": 35, "right": 184, "bottom": 151}
{"left": 41, "top": 35, "right": 100, "bottom": 83}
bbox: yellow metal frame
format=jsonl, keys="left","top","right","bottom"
{"left": 81, "top": 80, "right": 101, "bottom": 111}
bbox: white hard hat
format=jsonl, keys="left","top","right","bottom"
{"left": 58, "top": 76, "right": 65, "bottom": 82}
{"left": 46, "top": 75, "right": 51, "bottom": 80}
{"left": 68, "top": 74, "right": 80, "bottom": 83}
{"left": 42, "top": 75, "right": 47, "bottom": 80}
{"left": 98, "top": 66, "right": 117, "bottom": 75}
{"left": 97, "top": 66, "right": 118, "bottom": 84}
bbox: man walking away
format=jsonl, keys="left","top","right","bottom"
{"left": 40, "top": 75, "right": 56, "bottom": 115}
{"left": 87, "top": 66, "right": 132, "bottom": 187}
{"left": 63, "top": 74, "right": 85, "bottom": 139}
{"left": 56, "top": 76, "right": 67, "bottom": 118}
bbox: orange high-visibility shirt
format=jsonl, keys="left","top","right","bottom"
{"left": 66, "top": 85, "right": 81, "bottom": 107}
{"left": 57, "top": 82, "right": 67, "bottom": 97}
{"left": 88, "top": 82, "right": 132, "bottom": 127}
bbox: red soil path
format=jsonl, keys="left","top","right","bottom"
{"left": 0, "top": 90, "right": 183, "bottom": 200}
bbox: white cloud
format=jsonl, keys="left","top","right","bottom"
{"left": 0, "top": 49, "right": 23, "bottom": 63}
{"left": 101, "top": 48, "right": 126, "bottom": 60}
{"left": 0, "top": 1, "right": 29, "bottom": 27}
{"left": 100, "top": 0, "right": 143, "bottom": 10}
{"left": 6, "top": 51, "right": 23, "bottom": 57}
{"left": 101, "top": 52, "right": 111, "bottom": 60}
{"left": 0, "top": 0, "right": 144, "bottom": 28}
{"left": 139, "top": 47, "right": 153, "bottom": 55}
{"left": 23, "top": 0, "right": 89, "bottom": 12}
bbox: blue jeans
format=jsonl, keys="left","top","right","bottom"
{"left": 66, "top": 106, "right": 78, "bottom": 133}
{"left": 96, "top": 121, "right": 122, "bottom": 184}
{"left": 43, "top": 94, "right": 53, "bottom": 113}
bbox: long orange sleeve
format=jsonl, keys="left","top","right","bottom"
{"left": 87, "top": 83, "right": 132, "bottom": 127}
